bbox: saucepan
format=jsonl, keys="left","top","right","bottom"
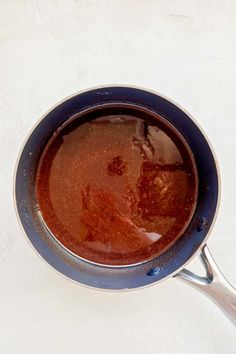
{"left": 14, "top": 86, "right": 236, "bottom": 325}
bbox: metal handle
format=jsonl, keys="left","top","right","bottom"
{"left": 175, "top": 244, "right": 236, "bottom": 326}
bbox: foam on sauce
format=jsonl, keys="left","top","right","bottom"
{"left": 36, "top": 107, "right": 198, "bottom": 265}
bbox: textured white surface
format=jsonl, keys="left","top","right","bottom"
{"left": 0, "top": 1, "right": 236, "bottom": 353}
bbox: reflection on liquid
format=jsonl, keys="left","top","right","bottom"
{"left": 36, "top": 114, "right": 198, "bottom": 265}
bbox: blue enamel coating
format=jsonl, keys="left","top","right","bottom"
{"left": 15, "top": 87, "right": 219, "bottom": 289}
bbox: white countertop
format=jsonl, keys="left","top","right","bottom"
{"left": 0, "top": 1, "right": 236, "bottom": 353}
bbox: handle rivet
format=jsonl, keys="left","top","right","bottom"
{"left": 197, "top": 217, "right": 207, "bottom": 232}
{"left": 147, "top": 267, "right": 160, "bottom": 276}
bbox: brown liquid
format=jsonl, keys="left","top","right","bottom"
{"left": 36, "top": 106, "right": 198, "bottom": 265}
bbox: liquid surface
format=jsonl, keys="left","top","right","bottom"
{"left": 36, "top": 107, "right": 198, "bottom": 265}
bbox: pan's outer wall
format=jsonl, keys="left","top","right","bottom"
{"left": 14, "top": 87, "right": 219, "bottom": 290}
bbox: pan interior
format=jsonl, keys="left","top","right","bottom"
{"left": 35, "top": 104, "right": 198, "bottom": 267}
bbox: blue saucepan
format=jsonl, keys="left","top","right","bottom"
{"left": 14, "top": 86, "right": 236, "bottom": 325}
